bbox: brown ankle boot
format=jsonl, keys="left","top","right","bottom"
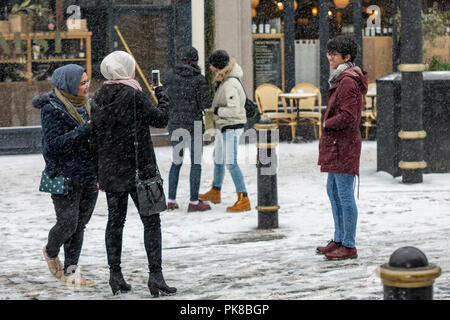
{"left": 227, "top": 193, "right": 251, "bottom": 212}
{"left": 198, "top": 186, "right": 221, "bottom": 204}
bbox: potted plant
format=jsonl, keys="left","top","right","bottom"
{"left": 8, "top": 0, "right": 55, "bottom": 32}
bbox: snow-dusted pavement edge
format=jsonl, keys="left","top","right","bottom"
{"left": 1, "top": 141, "right": 449, "bottom": 300}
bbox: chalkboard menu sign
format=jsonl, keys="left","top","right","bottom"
{"left": 253, "top": 34, "right": 285, "bottom": 91}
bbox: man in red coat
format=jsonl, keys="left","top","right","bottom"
{"left": 316, "top": 36, "right": 368, "bottom": 260}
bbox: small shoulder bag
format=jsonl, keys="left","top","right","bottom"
{"left": 133, "top": 93, "right": 167, "bottom": 215}
{"left": 39, "top": 171, "right": 69, "bottom": 195}
{"left": 39, "top": 100, "right": 74, "bottom": 195}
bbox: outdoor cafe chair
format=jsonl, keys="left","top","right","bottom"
{"left": 255, "top": 83, "right": 297, "bottom": 141}
{"left": 362, "top": 82, "right": 377, "bottom": 140}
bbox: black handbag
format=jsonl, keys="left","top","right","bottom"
{"left": 133, "top": 93, "right": 167, "bottom": 215}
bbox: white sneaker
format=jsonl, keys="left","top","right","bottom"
{"left": 42, "top": 246, "right": 63, "bottom": 279}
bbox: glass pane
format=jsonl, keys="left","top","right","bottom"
{"left": 117, "top": 12, "right": 170, "bottom": 84}
{"left": 113, "top": 0, "right": 171, "bottom": 6}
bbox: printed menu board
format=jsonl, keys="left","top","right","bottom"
{"left": 253, "top": 34, "right": 284, "bottom": 91}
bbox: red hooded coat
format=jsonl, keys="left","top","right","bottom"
{"left": 318, "top": 67, "right": 368, "bottom": 176}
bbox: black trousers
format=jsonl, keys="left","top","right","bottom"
{"left": 105, "top": 190, "right": 162, "bottom": 274}
{"left": 46, "top": 179, "right": 98, "bottom": 274}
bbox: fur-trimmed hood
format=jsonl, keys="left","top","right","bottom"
{"left": 32, "top": 91, "right": 54, "bottom": 110}
{"left": 214, "top": 58, "right": 243, "bottom": 83}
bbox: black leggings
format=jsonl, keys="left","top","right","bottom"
{"left": 46, "top": 180, "right": 98, "bottom": 274}
{"left": 105, "top": 190, "right": 162, "bottom": 273}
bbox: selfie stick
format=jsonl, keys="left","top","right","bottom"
{"left": 113, "top": 26, "right": 158, "bottom": 104}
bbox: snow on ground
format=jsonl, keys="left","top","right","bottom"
{"left": 0, "top": 141, "right": 449, "bottom": 300}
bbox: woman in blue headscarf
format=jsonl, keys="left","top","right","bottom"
{"left": 32, "top": 64, "right": 98, "bottom": 287}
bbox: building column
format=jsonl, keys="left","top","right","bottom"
{"left": 319, "top": 0, "right": 330, "bottom": 105}
{"left": 283, "top": 0, "right": 295, "bottom": 92}
{"left": 192, "top": 0, "right": 205, "bottom": 73}
{"left": 176, "top": 0, "right": 192, "bottom": 50}
{"left": 392, "top": 0, "right": 399, "bottom": 72}
{"left": 353, "top": 0, "right": 363, "bottom": 68}
{"left": 214, "top": 0, "right": 252, "bottom": 97}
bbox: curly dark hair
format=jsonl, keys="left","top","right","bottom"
{"left": 326, "top": 36, "right": 359, "bottom": 62}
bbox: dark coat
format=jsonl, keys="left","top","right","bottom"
{"left": 32, "top": 91, "right": 95, "bottom": 182}
{"left": 91, "top": 84, "right": 169, "bottom": 192}
{"left": 318, "top": 67, "right": 368, "bottom": 176}
{"left": 161, "top": 63, "right": 210, "bottom": 134}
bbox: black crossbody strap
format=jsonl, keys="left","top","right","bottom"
{"left": 133, "top": 92, "right": 161, "bottom": 180}
{"left": 133, "top": 92, "right": 140, "bottom": 180}
{"left": 229, "top": 76, "right": 248, "bottom": 99}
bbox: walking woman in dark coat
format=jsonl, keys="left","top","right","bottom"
{"left": 33, "top": 64, "right": 98, "bottom": 287}
{"left": 317, "top": 36, "right": 368, "bottom": 260}
{"left": 162, "top": 46, "right": 211, "bottom": 212}
{"left": 91, "top": 51, "right": 176, "bottom": 297}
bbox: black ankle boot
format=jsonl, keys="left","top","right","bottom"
{"left": 109, "top": 268, "right": 132, "bottom": 295}
{"left": 148, "top": 272, "right": 177, "bottom": 297}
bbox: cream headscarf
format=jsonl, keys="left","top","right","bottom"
{"left": 101, "top": 51, "right": 136, "bottom": 80}
{"left": 101, "top": 51, "right": 143, "bottom": 91}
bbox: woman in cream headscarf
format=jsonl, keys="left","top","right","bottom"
{"left": 91, "top": 51, "right": 176, "bottom": 297}
{"left": 33, "top": 64, "right": 98, "bottom": 287}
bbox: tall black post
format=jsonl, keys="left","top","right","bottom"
{"left": 352, "top": 0, "right": 363, "bottom": 68}
{"left": 283, "top": 0, "right": 295, "bottom": 92}
{"left": 319, "top": 0, "right": 329, "bottom": 106}
{"left": 398, "top": 0, "right": 426, "bottom": 184}
{"left": 255, "top": 119, "right": 279, "bottom": 229}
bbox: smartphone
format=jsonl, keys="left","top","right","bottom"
{"left": 151, "top": 70, "right": 160, "bottom": 87}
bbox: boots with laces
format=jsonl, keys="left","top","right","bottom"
{"left": 198, "top": 186, "right": 221, "bottom": 204}
{"left": 316, "top": 240, "right": 341, "bottom": 255}
{"left": 325, "top": 246, "right": 358, "bottom": 260}
{"left": 187, "top": 200, "right": 211, "bottom": 212}
{"left": 226, "top": 193, "right": 251, "bottom": 212}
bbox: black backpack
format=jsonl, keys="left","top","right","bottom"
{"left": 231, "top": 77, "right": 259, "bottom": 120}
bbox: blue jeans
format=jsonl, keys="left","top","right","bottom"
{"left": 213, "top": 129, "right": 247, "bottom": 194}
{"left": 326, "top": 173, "right": 358, "bottom": 248}
{"left": 168, "top": 134, "right": 202, "bottom": 202}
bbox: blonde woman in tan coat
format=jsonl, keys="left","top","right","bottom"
{"left": 199, "top": 50, "right": 250, "bottom": 212}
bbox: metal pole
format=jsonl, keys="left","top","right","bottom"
{"left": 283, "top": 0, "right": 295, "bottom": 92}
{"left": 319, "top": 0, "right": 329, "bottom": 106}
{"left": 255, "top": 118, "right": 279, "bottom": 229}
{"left": 353, "top": 0, "right": 363, "bottom": 68}
{"left": 398, "top": 0, "right": 426, "bottom": 184}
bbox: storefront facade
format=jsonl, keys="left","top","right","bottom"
{"left": 216, "top": 0, "right": 448, "bottom": 99}
{"left": 0, "top": 0, "right": 198, "bottom": 128}
{"left": 0, "top": 0, "right": 448, "bottom": 129}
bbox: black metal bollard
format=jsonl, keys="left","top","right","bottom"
{"left": 377, "top": 246, "right": 441, "bottom": 300}
{"left": 254, "top": 118, "right": 279, "bottom": 229}
{"left": 398, "top": 0, "right": 427, "bottom": 183}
